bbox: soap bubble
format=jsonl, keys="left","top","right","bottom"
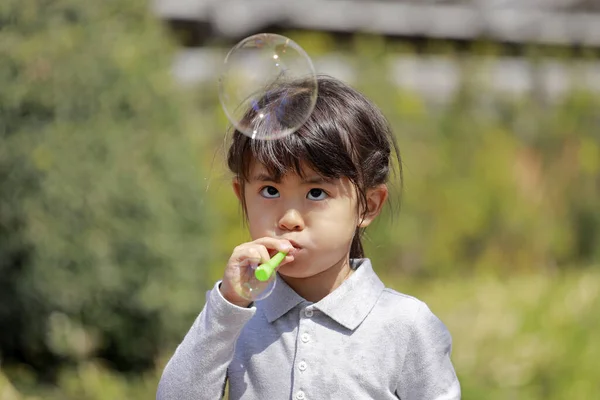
{"left": 231, "top": 261, "right": 276, "bottom": 301}
{"left": 218, "top": 33, "right": 318, "bottom": 140}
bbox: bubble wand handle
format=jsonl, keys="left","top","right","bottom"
{"left": 255, "top": 251, "right": 286, "bottom": 282}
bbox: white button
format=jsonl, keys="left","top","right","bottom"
{"left": 295, "top": 390, "right": 306, "bottom": 400}
{"left": 298, "top": 361, "right": 307, "bottom": 371}
{"left": 301, "top": 333, "right": 310, "bottom": 343}
{"left": 304, "top": 309, "right": 313, "bottom": 318}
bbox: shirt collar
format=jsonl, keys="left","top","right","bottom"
{"left": 259, "top": 258, "right": 385, "bottom": 331}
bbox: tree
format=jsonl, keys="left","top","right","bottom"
{"left": 0, "top": 0, "right": 215, "bottom": 376}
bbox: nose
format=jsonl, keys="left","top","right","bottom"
{"left": 278, "top": 208, "right": 305, "bottom": 232}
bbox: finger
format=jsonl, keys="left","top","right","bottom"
{"left": 231, "top": 246, "right": 263, "bottom": 265}
{"left": 268, "top": 248, "right": 298, "bottom": 257}
{"left": 251, "top": 237, "right": 294, "bottom": 253}
{"left": 280, "top": 254, "right": 295, "bottom": 266}
{"left": 268, "top": 255, "right": 295, "bottom": 274}
{"left": 255, "top": 245, "right": 271, "bottom": 265}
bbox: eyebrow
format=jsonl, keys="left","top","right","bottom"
{"left": 251, "top": 173, "right": 280, "bottom": 183}
{"left": 250, "top": 173, "right": 334, "bottom": 185}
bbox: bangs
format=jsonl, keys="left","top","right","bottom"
{"left": 229, "top": 75, "right": 360, "bottom": 184}
{"left": 238, "top": 123, "right": 359, "bottom": 183}
{"left": 227, "top": 75, "right": 397, "bottom": 192}
{"left": 241, "top": 132, "right": 312, "bottom": 182}
{"left": 232, "top": 99, "right": 361, "bottom": 186}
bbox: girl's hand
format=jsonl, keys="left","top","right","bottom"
{"left": 219, "top": 237, "right": 296, "bottom": 307}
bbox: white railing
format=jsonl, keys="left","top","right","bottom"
{"left": 153, "top": 0, "right": 600, "bottom": 46}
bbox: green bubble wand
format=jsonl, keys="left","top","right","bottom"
{"left": 254, "top": 251, "right": 286, "bottom": 282}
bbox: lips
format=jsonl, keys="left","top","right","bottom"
{"left": 273, "top": 238, "right": 304, "bottom": 256}
{"left": 284, "top": 239, "right": 303, "bottom": 251}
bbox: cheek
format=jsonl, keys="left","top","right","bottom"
{"left": 311, "top": 202, "right": 358, "bottom": 240}
{"left": 246, "top": 207, "right": 270, "bottom": 229}
{"left": 245, "top": 199, "right": 278, "bottom": 237}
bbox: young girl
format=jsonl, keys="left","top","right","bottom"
{"left": 157, "top": 76, "right": 460, "bottom": 400}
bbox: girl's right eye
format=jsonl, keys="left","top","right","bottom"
{"left": 259, "top": 186, "right": 280, "bottom": 199}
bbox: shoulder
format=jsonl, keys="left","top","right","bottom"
{"left": 373, "top": 287, "right": 451, "bottom": 340}
{"left": 374, "top": 287, "right": 427, "bottom": 321}
{"left": 377, "top": 291, "right": 460, "bottom": 398}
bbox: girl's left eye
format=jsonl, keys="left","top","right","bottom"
{"left": 307, "top": 188, "right": 327, "bottom": 201}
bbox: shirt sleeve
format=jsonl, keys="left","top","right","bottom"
{"left": 396, "top": 302, "right": 461, "bottom": 400}
{"left": 156, "top": 281, "right": 256, "bottom": 400}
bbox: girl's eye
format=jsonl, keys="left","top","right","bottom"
{"left": 259, "top": 186, "right": 280, "bottom": 199}
{"left": 307, "top": 188, "right": 327, "bottom": 201}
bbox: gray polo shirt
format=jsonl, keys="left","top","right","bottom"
{"left": 157, "top": 259, "right": 460, "bottom": 400}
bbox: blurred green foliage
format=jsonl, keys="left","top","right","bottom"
{"left": 0, "top": 0, "right": 216, "bottom": 378}
{"left": 396, "top": 268, "right": 600, "bottom": 399}
{"left": 1, "top": 1, "right": 600, "bottom": 399}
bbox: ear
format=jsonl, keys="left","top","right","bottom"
{"left": 232, "top": 177, "right": 243, "bottom": 202}
{"left": 359, "top": 184, "right": 388, "bottom": 228}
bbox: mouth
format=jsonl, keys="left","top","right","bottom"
{"left": 287, "top": 240, "right": 303, "bottom": 250}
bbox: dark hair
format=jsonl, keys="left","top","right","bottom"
{"left": 227, "top": 75, "right": 402, "bottom": 258}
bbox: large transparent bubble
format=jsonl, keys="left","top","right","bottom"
{"left": 230, "top": 261, "right": 277, "bottom": 302}
{"left": 218, "top": 33, "right": 318, "bottom": 140}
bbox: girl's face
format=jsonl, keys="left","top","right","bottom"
{"left": 234, "top": 161, "right": 384, "bottom": 280}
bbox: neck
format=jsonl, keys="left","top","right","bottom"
{"left": 280, "top": 255, "right": 354, "bottom": 303}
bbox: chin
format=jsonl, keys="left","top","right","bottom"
{"left": 277, "top": 261, "right": 314, "bottom": 279}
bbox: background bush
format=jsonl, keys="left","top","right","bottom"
{"left": 0, "top": 0, "right": 215, "bottom": 379}
{"left": 1, "top": 1, "right": 599, "bottom": 399}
